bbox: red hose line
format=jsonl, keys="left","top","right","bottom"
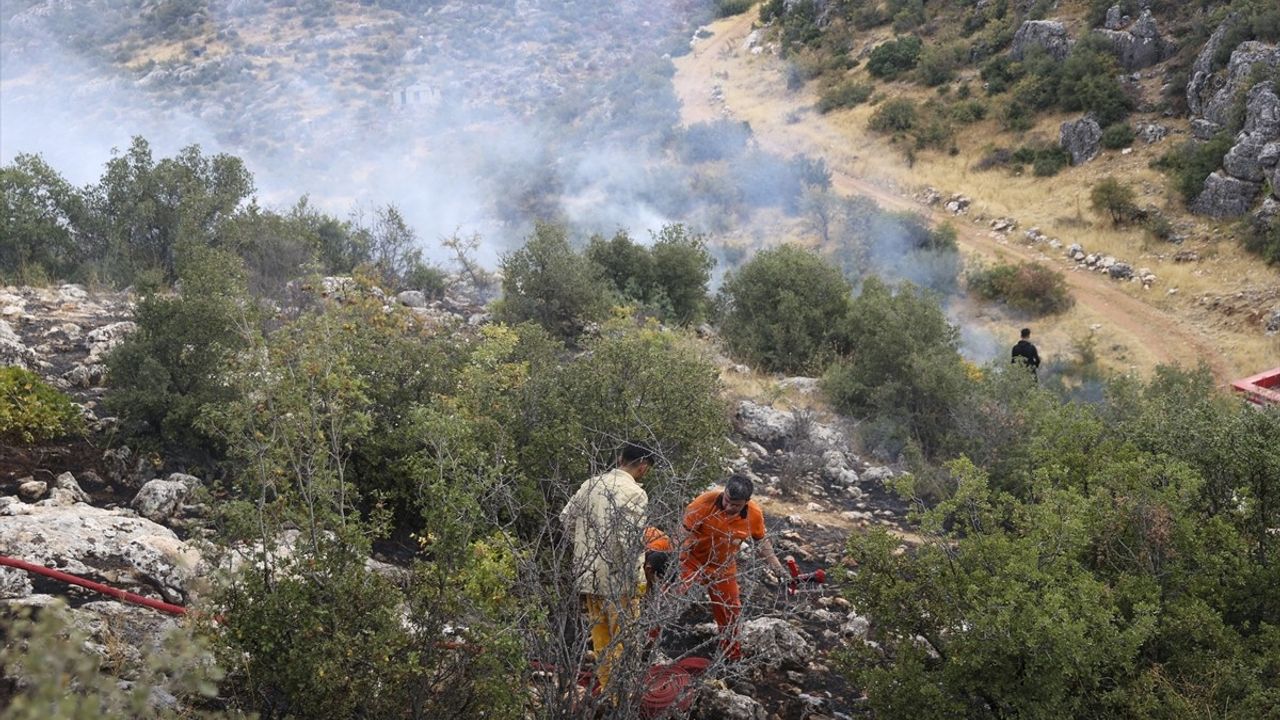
{"left": 0, "top": 555, "right": 188, "bottom": 616}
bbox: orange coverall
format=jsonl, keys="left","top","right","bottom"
{"left": 679, "top": 490, "right": 767, "bottom": 659}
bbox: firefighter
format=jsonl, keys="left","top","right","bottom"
{"left": 1011, "top": 327, "right": 1041, "bottom": 377}
{"left": 678, "top": 474, "right": 786, "bottom": 660}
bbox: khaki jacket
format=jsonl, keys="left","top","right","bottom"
{"left": 559, "top": 468, "right": 648, "bottom": 597}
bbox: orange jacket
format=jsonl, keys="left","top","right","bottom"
{"left": 680, "top": 489, "right": 765, "bottom": 579}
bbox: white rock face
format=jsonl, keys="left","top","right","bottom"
{"left": 695, "top": 688, "right": 766, "bottom": 720}
{"left": 0, "top": 502, "right": 202, "bottom": 603}
{"left": 734, "top": 401, "right": 794, "bottom": 445}
{"left": 84, "top": 321, "right": 137, "bottom": 363}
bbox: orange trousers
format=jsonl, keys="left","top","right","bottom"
{"left": 681, "top": 562, "right": 743, "bottom": 660}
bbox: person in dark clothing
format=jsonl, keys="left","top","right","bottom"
{"left": 1011, "top": 328, "right": 1040, "bottom": 376}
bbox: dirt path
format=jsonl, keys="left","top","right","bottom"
{"left": 674, "top": 13, "right": 1235, "bottom": 382}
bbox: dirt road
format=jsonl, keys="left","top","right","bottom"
{"left": 673, "top": 12, "right": 1235, "bottom": 382}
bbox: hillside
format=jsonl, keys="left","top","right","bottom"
{"left": 674, "top": 0, "right": 1280, "bottom": 380}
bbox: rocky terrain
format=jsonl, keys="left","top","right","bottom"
{"left": 1, "top": 282, "right": 915, "bottom": 719}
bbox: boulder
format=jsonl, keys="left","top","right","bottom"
{"left": 739, "top": 617, "right": 813, "bottom": 669}
{"left": 694, "top": 688, "right": 766, "bottom": 720}
{"left": 1187, "top": 15, "right": 1241, "bottom": 122}
{"left": 1096, "top": 10, "right": 1168, "bottom": 71}
{"left": 778, "top": 376, "right": 820, "bottom": 395}
{"left": 0, "top": 567, "right": 34, "bottom": 598}
{"left": 1223, "top": 84, "right": 1280, "bottom": 183}
{"left": 734, "top": 401, "right": 793, "bottom": 446}
{"left": 1104, "top": 4, "right": 1124, "bottom": 31}
{"left": 1011, "top": 20, "right": 1072, "bottom": 62}
{"left": 49, "top": 472, "right": 90, "bottom": 504}
{"left": 863, "top": 466, "right": 894, "bottom": 484}
{"left": 1136, "top": 122, "right": 1169, "bottom": 144}
{"left": 1, "top": 318, "right": 41, "bottom": 370}
{"left": 1190, "top": 172, "right": 1262, "bottom": 217}
{"left": 1060, "top": 115, "right": 1103, "bottom": 165}
{"left": 0, "top": 502, "right": 202, "bottom": 603}
{"left": 396, "top": 290, "right": 427, "bottom": 308}
{"left": 1108, "top": 262, "right": 1134, "bottom": 280}
{"left": 16, "top": 479, "right": 47, "bottom": 502}
{"left": 131, "top": 478, "right": 191, "bottom": 523}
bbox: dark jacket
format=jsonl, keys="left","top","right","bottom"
{"left": 1011, "top": 339, "right": 1040, "bottom": 369}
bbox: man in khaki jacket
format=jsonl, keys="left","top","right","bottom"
{"left": 559, "top": 442, "right": 656, "bottom": 691}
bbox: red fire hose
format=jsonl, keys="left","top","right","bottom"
{"left": 0, "top": 555, "right": 188, "bottom": 616}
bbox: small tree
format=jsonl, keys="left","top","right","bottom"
{"left": 1090, "top": 177, "right": 1139, "bottom": 225}
{"left": 717, "top": 244, "right": 853, "bottom": 373}
{"left": 497, "top": 222, "right": 611, "bottom": 339}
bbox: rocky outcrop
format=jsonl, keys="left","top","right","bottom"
{"left": 734, "top": 401, "right": 794, "bottom": 446}
{"left": 739, "top": 617, "right": 813, "bottom": 670}
{"left": 695, "top": 688, "right": 767, "bottom": 720}
{"left": 1222, "top": 84, "right": 1280, "bottom": 187}
{"left": 1188, "top": 38, "right": 1280, "bottom": 140}
{"left": 1060, "top": 115, "right": 1102, "bottom": 164}
{"left": 131, "top": 474, "right": 195, "bottom": 523}
{"left": 1095, "top": 10, "right": 1170, "bottom": 71}
{"left": 1011, "top": 20, "right": 1072, "bottom": 62}
{"left": 1190, "top": 171, "right": 1262, "bottom": 217}
{"left": 0, "top": 501, "right": 202, "bottom": 604}
{"left": 1187, "top": 15, "right": 1242, "bottom": 123}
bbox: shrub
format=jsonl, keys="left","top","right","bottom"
{"left": 823, "top": 277, "right": 968, "bottom": 455}
{"left": 869, "top": 98, "right": 919, "bottom": 133}
{"left": 1090, "top": 177, "right": 1140, "bottom": 225}
{"left": 1144, "top": 213, "right": 1177, "bottom": 243}
{"left": 496, "top": 222, "right": 611, "bottom": 339}
{"left": 867, "top": 35, "right": 923, "bottom": 79}
{"left": 714, "top": 0, "right": 755, "bottom": 17}
{"left": 678, "top": 120, "right": 752, "bottom": 162}
{"left": 917, "top": 43, "right": 963, "bottom": 87}
{"left": 1240, "top": 213, "right": 1280, "bottom": 264}
{"left": 1155, "top": 133, "right": 1235, "bottom": 202}
{"left": 966, "top": 261, "right": 1074, "bottom": 315}
{"left": 949, "top": 99, "right": 987, "bottom": 123}
{"left": 1058, "top": 37, "right": 1132, "bottom": 126}
{"left": 1032, "top": 148, "right": 1070, "bottom": 176}
{"left": 649, "top": 224, "right": 715, "bottom": 324}
{"left": 817, "top": 78, "right": 874, "bottom": 113}
{"left": 105, "top": 245, "right": 251, "bottom": 460}
{"left": 717, "top": 244, "right": 853, "bottom": 373}
{"left": 0, "top": 367, "right": 83, "bottom": 444}
{"left": 0, "top": 154, "right": 87, "bottom": 284}
{"left": 1100, "top": 122, "right": 1135, "bottom": 150}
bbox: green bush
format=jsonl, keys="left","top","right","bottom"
{"left": 869, "top": 98, "right": 919, "bottom": 133}
{"left": 817, "top": 78, "right": 874, "bottom": 113}
{"left": 1100, "top": 122, "right": 1136, "bottom": 150}
{"left": 717, "top": 244, "right": 853, "bottom": 373}
{"left": 916, "top": 42, "right": 963, "bottom": 87}
{"left": 867, "top": 35, "right": 923, "bottom": 79}
{"left": 822, "top": 277, "right": 968, "bottom": 455}
{"left": 649, "top": 224, "right": 715, "bottom": 324}
{"left": 1241, "top": 212, "right": 1280, "bottom": 264}
{"left": 714, "top": 0, "right": 755, "bottom": 17}
{"left": 105, "top": 245, "right": 251, "bottom": 460}
{"left": 1155, "top": 132, "right": 1235, "bottom": 202}
{"left": 1032, "top": 148, "right": 1069, "bottom": 176}
{"left": 949, "top": 99, "right": 987, "bottom": 123}
{"left": 496, "top": 222, "right": 611, "bottom": 339}
{"left": 1090, "top": 177, "right": 1140, "bottom": 225}
{"left": 0, "top": 154, "right": 88, "bottom": 284}
{"left": 1059, "top": 37, "right": 1132, "bottom": 126}
{"left": 0, "top": 367, "right": 83, "bottom": 444}
{"left": 967, "top": 261, "right": 1074, "bottom": 316}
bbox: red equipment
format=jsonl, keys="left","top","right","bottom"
{"left": 784, "top": 556, "right": 826, "bottom": 596}
{"left": 1231, "top": 367, "right": 1280, "bottom": 407}
{"left": 0, "top": 555, "right": 188, "bottom": 616}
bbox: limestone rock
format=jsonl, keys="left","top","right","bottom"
{"left": 1, "top": 318, "right": 41, "bottom": 370}
{"left": 1011, "top": 20, "right": 1072, "bottom": 62}
{"left": 131, "top": 478, "right": 191, "bottom": 523}
{"left": 396, "top": 290, "right": 427, "bottom": 308}
{"left": 0, "top": 502, "right": 202, "bottom": 603}
{"left": 734, "top": 401, "right": 793, "bottom": 446}
{"left": 1189, "top": 37, "right": 1280, "bottom": 139}
{"left": 694, "top": 688, "right": 766, "bottom": 720}
{"left": 50, "top": 472, "right": 90, "bottom": 504}
{"left": 1223, "top": 84, "right": 1280, "bottom": 183}
{"left": 84, "top": 321, "right": 137, "bottom": 363}
{"left": 739, "top": 617, "right": 812, "bottom": 669}
{"left": 1136, "top": 122, "right": 1169, "bottom": 144}
{"left": 1104, "top": 4, "right": 1124, "bottom": 31}
{"left": 16, "top": 479, "right": 47, "bottom": 502}
{"left": 1108, "top": 262, "right": 1134, "bottom": 280}
{"left": 1191, "top": 172, "right": 1262, "bottom": 217}
{"left": 1096, "top": 10, "right": 1168, "bottom": 71}
{"left": 1060, "top": 115, "right": 1102, "bottom": 165}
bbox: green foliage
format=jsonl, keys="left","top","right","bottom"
{"left": 1, "top": 603, "right": 225, "bottom": 719}
{"left": 817, "top": 78, "right": 874, "bottom": 113}
{"left": 496, "top": 222, "right": 611, "bottom": 339}
{"left": 1240, "top": 212, "right": 1280, "bottom": 264}
{"left": 867, "top": 35, "right": 923, "bottom": 79}
{"left": 869, "top": 98, "right": 919, "bottom": 133}
{"left": 586, "top": 225, "right": 713, "bottom": 325}
{"left": 718, "top": 244, "right": 853, "bottom": 373}
{"left": 1101, "top": 122, "right": 1136, "bottom": 150}
{"left": 105, "top": 244, "right": 251, "bottom": 460}
{"left": 714, "top": 0, "right": 755, "bottom": 17}
{"left": 1155, "top": 132, "right": 1236, "bottom": 202}
{"left": 0, "top": 367, "right": 83, "bottom": 444}
{"left": 1059, "top": 36, "right": 1133, "bottom": 126}
{"left": 677, "top": 120, "right": 752, "bottom": 162}
{"left": 847, "top": 367, "right": 1280, "bottom": 718}
{"left": 948, "top": 99, "right": 987, "bottom": 123}
{"left": 916, "top": 42, "right": 964, "bottom": 87}
{"left": 823, "top": 277, "right": 968, "bottom": 455}
{"left": 1091, "top": 177, "right": 1140, "bottom": 225}
{"left": 966, "top": 261, "right": 1074, "bottom": 316}
{"left": 0, "top": 154, "right": 89, "bottom": 284}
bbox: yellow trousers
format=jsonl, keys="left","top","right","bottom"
{"left": 584, "top": 593, "right": 636, "bottom": 689}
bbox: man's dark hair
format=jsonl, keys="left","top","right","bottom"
{"left": 725, "top": 474, "right": 754, "bottom": 501}
{"left": 619, "top": 442, "right": 657, "bottom": 466}
{"left": 1020, "top": 328, "right": 1032, "bottom": 339}
{"left": 645, "top": 550, "right": 674, "bottom": 581}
